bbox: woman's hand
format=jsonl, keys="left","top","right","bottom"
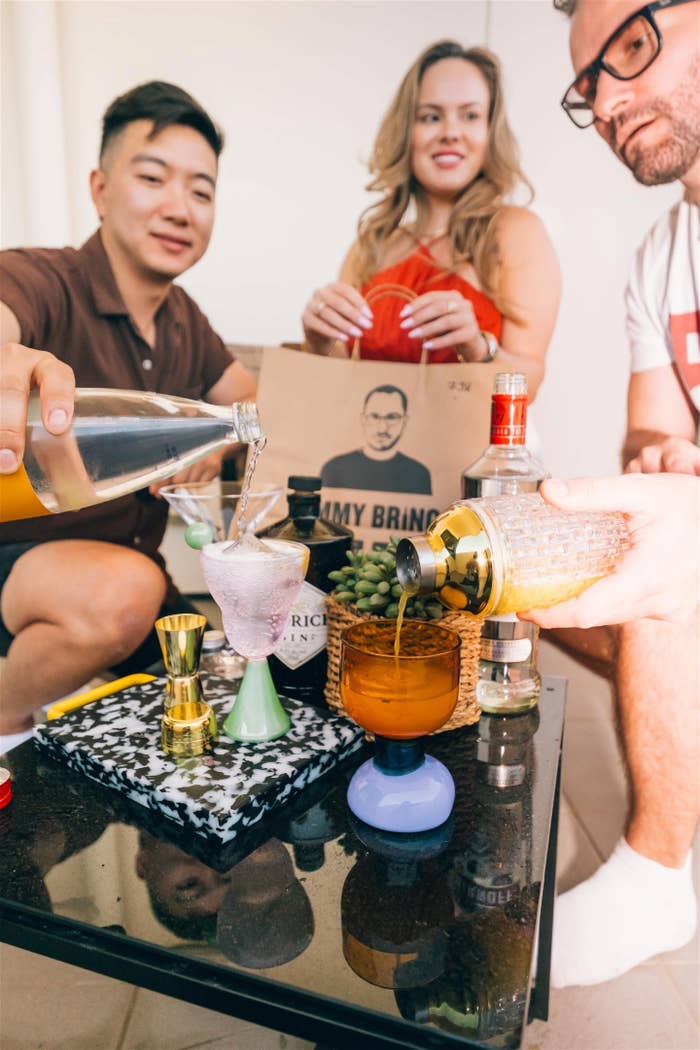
{"left": 302, "top": 282, "right": 373, "bottom": 355}
{"left": 399, "top": 291, "right": 488, "bottom": 360}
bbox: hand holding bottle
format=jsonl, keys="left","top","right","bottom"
{"left": 1, "top": 388, "right": 261, "bottom": 522}
{"left": 519, "top": 475, "right": 700, "bottom": 628}
{"left": 0, "top": 341, "right": 75, "bottom": 474}
{"left": 302, "top": 282, "right": 373, "bottom": 354}
{"left": 399, "top": 291, "right": 487, "bottom": 360}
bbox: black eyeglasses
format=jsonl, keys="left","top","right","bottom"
{"left": 561, "top": 0, "right": 697, "bottom": 128}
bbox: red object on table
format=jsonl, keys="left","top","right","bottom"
{"left": 0, "top": 767, "right": 12, "bottom": 809}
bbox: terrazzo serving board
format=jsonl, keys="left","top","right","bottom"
{"left": 33, "top": 673, "right": 365, "bottom": 851}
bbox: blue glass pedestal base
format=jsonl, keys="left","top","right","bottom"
{"left": 347, "top": 753, "right": 455, "bottom": 833}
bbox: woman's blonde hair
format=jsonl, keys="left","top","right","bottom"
{"left": 355, "top": 41, "right": 533, "bottom": 308}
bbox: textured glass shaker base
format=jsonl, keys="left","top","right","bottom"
{"left": 347, "top": 741, "right": 455, "bottom": 833}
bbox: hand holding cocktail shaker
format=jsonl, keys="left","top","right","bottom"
{"left": 396, "top": 493, "right": 629, "bottom": 616}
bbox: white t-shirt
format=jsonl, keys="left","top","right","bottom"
{"left": 625, "top": 197, "right": 700, "bottom": 413}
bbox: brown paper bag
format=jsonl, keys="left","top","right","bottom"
{"left": 254, "top": 344, "right": 498, "bottom": 549}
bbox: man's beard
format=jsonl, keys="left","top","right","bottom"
{"left": 610, "top": 61, "right": 700, "bottom": 186}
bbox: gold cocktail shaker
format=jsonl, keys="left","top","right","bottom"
{"left": 396, "top": 493, "right": 629, "bottom": 616}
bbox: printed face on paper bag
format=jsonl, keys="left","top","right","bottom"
{"left": 362, "top": 389, "right": 408, "bottom": 453}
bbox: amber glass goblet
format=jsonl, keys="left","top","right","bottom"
{"left": 340, "top": 621, "right": 461, "bottom": 833}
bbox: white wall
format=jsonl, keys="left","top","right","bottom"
{"left": 1, "top": 0, "right": 679, "bottom": 478}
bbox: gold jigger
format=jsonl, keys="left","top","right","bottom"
{"left": 161, "top": 700, "right": 218, "bottom": 758}
{"left": 155, "top": 613, "right": 207, "bottom": 709}
{"left": 155, "top": 613, "right": 218, "bottom": 757}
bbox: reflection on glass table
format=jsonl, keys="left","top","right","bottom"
{"left": 136, "top": 832, "right": 313, "bottom": 966}
{"left": 0, "top": 679, "right": 565, "bottom": 1050}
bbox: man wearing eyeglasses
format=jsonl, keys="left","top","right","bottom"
{"left": 320, "top": 384, "right": 432, "bottom": 494}
{"left": 546, "top": 0, "right": 700, "bottom": 989}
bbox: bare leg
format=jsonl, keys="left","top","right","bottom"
{"left": 551, "top": 612, "right": 699, "bottom": 987}
{"left": 544, "top": 625, "right": 618, "bottom": 679}
{"left": 618, "top": 615, "right": 700, "bottom": 866}
{"left": 0, "top": 540, "right": 167, "bottom": 734}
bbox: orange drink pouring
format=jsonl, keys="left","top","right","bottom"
{"left": 342, "top": 621, "right": 459, "bottom": 739}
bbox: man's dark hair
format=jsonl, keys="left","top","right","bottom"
{"left": 553, "top": 0, "right": 577, "bottom": 13}
{"left": 146, "top": 883, "right": 218, "bottom": 942}
{"left": 363, "top": 384, "right": 408, "bottom": 413}
{"left": 100, "top": 80, "right": 224, "bottom": 160}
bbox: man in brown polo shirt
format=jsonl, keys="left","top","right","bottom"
{"left": 0, "top": 81, "right": 256, "bottom": 741}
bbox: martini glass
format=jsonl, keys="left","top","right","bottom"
{"left": 159, "top": 479, "right": 283, "bottom": 549}
{"left": 201, "top": 537, "right": 309, "bottom": 742}
{"left": 160, "top": 480, "right": 283, "bottom": 681}
{"left": 340, "top": 620, "right": 461, "bottom": 833}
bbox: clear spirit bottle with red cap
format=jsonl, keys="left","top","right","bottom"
{"left": 461, "top": 373, "right": 546, "bottom": 714}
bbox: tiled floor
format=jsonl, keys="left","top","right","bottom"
{"left": 0, "top": 636, "right": 697, "bottom": 1050}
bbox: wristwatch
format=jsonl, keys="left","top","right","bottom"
{"left": 480, "top": 331, "right": 499, "bottom": 361}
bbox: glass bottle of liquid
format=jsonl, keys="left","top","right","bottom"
{"left": 395, "top": 493, "right": 629, "bottom": 616}
{"left": 2, "top": 388, "right": 263, "bottom": 523}
{"left": 462, "top": 373, "right": 546, "bottom": 713}
{"left": 257, "top": 476, "right": 353, "bottom": 704}
{"left": 461, "top": 372, "right": 546, "bottom": 499}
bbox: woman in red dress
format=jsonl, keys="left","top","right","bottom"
{"left": 301, "top": 40, "right": 560, "bottom": 399}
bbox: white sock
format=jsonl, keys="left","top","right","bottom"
{"left": 551, "top": 837, "right": 697, "bottom": 988}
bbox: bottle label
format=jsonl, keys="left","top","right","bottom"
{"left": 0, "top": 465, "right": 51, "bottom": 522}
{"left": 490, "top": 394, "right": 527, "bottom": 446}
{"left": 480, "top": 637, "right": 533, "bottom": 663}
{"left": 462, "top": 879, "right": 518, "bottom": 909}
{"left": 273, "top": 582, "right": 328, "bottom": 670}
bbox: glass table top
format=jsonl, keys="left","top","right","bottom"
{"left": 0, "top": 678, "right": 565, "bottom": 1050}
